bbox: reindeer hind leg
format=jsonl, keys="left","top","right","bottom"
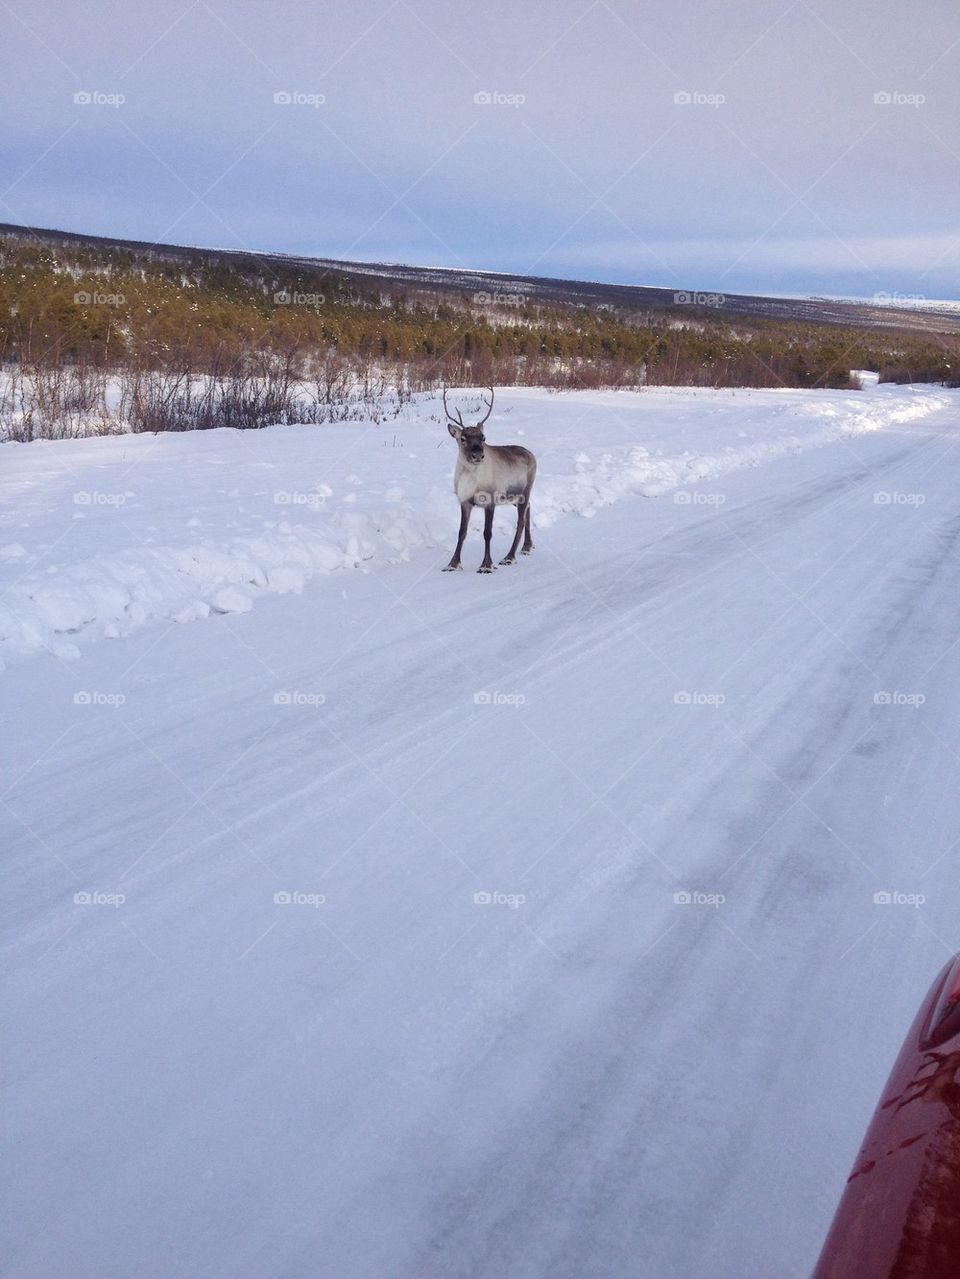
{"left": 499, "top": 497, "right": 525, "bottom": 565}
{"left": 521, "top": 492, "right": 534, "bottom": 554}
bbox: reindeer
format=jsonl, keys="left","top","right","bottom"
{"left": 442, "top": 387, "right": 536, "bottom": 573}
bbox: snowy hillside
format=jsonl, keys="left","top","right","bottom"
{"left": 3, "top": 380, "right": 960, "bottom": 1278}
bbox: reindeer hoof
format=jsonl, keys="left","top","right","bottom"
{"left": 442, "top": 563, "right": 462, "bottom": 572}
{"left": 498, "top": 556, "right": 516, "bottom": 566}
{"left": 477, "top": 565, "right": 495, "bottom": 574}
{"left": 521, "top": 547, "right": 534, "bottom": 555}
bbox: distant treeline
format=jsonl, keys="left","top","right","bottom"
{"left": 1, "top": 230, "right": 957, "bottom": 437}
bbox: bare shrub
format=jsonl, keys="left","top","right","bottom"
{"left": 119, "top": 369, "right": 194, "bottom": 433}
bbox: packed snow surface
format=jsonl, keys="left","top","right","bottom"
{"left": 3, "top": 380, "right": 960, "bottom": 1278}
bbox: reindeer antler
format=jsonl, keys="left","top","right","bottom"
{"left": 476, "top": 386, "right": 495, "bottom": 427}
{"left": 442, "top": 386, "right": 465, "bottom": 428}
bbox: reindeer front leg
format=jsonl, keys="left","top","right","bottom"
{"left": 478, "top": 498, "right": 495, "bottom": 573}
{"left": 443, "top": 501, "right": 472, "bottom": 571}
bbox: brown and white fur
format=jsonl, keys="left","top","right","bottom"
{"left": 442, "top": 388, "right": 536, "bottom": 573}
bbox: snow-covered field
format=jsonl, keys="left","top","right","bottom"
{"left": 0, "top": 382, "right": 947, "bottom": 665}
{"left": 3, "top": 380, "right": 959, "bottom": 1277}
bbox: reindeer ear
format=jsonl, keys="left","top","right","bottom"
{"left": 447, "top": 423, "right": 462, "bottom": 440}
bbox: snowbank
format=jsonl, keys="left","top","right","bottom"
{"left": 535, "top": 385, "right": 947, "bottom": 523}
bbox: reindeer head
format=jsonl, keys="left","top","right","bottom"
{"left": 444, "top": 387, "right": 495, "bottom": 466}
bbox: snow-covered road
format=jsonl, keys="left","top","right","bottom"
{"left": 4, "top": 384, "right": 960, "bottom": 1278}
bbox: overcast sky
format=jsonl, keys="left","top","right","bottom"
{"left": 2, "top": 0, "right": 958, "bottom": 297}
